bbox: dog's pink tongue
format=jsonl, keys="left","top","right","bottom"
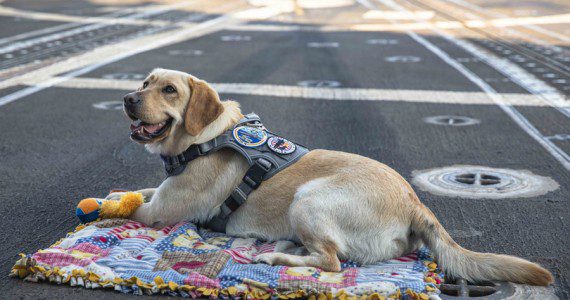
{"left": 142, "top": 123, "right": 162, "bottom": 133}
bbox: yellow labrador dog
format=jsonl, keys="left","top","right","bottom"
{"left": 108, "top": 68, "right": 553, "bottom": 286}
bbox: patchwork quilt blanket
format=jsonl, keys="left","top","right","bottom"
{"left": 12, "top": 219, "right": 444, "bottom": 299}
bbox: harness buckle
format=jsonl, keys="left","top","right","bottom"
{"left": 197, "top": 142, "right": 212, "bottom": 155}
{"left": 256, "top": 158, "right": 272, "bottom": 171}
{"left": 242, "top": 158, "right": 272, "bottom": 189}
{"left": 170, "top": 156, "right": 180, "bottom": 168}
{"left": 230, "top": 187, "right": 248, "bottom": 207}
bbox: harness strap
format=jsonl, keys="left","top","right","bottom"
{"left": 236, "top": 113, "right": 262, "bottom": 127}
{"left": 161, "top": 114, "right": 263, "bottom": 177}
{"left": 160, "top": 143, "right": 211, "bottom": 176}
{"left": 159, "top": 113, "right": 308, "bottom": 233}
{"left": 206, "top": 157, "right": 272, "bottom": 232}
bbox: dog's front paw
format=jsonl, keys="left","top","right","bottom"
{"left": 253, "top": 253, "right": 279, "bottom": 265}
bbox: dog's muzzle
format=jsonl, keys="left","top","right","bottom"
{"left": 123, "top": 92, "right": 141, "bottom": 115}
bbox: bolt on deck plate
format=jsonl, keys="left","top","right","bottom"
{"left": 412, "top": 165, "right": 559, "bottom": 199}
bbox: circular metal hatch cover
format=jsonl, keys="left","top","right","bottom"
{"left": 412, "top": 165, "right": 559, "bottom": 199}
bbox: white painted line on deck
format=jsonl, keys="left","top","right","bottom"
{"left": 0, "top": 22, "right": 82, "bottom": 46}
{"left": 39, "top": 77, "right": 548, "bottom": 107}
{"left": 232, "top": 2, "right": 294, "bottom": 20}
{"left": 355, "top": 0, "right": 377, "bottom": 10}
{"left": 394, "top": 2, "right": 570, "bottom": 117}
{"left": 413, "top": 0, "right": 565, "bottom": 52}
{"left": 0, "top": 4, "right": 292, "bottom": 107}
{"left": 374, "top": 0, "right": 570, "bottom": 171}
{"left": 296, "top": 0, "right": 353, "bottom": 9}
{"left": 386, "top": 2, "right": 570, "bottom": 117}
{"left": 228, "top": 13, "right": 570, "bottom": 34}
{"left": 0, "top": 8, "right": 170, "bottom": 27}
{"left": 362, "top": 10, "right": 435, "bottom": 20}
{"left": 0, "top": 2, "right": 194, "bottom": 55}
{"left": 546, "top": 134, "right": 570, "bottom": 141}
{"left": 441, "top": 34, "right": 570, "bottom": 118}
{"left": 465, "top": 13, "right": 570, "bottom": 28}
{"left": 352, "top": 14, "right": 570, "bottom": 31}
{"left": 445, "top": 0, "right": 570, "bottom": 43}
{"left": 0, "top": 3, "right": 194, "bottom": 27}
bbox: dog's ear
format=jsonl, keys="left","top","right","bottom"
{"left": 185, "top": 78, "right": 224, "bottom": 136}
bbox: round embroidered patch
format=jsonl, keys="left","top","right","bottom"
{"left": 267, "top": 136, "right": 296, "bottom": 154}
{"left": 233, "top": 126, "right": 268, "bottom": 148}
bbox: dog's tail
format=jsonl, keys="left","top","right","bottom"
{"left": 410, "top": 203, "right": 553, "bottom": 286}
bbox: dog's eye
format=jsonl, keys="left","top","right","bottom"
{"left": 162, "top": 85, "right": 176, "bottom": 93}
{"left": 142, "top": 81, "right": 149, "bottom": 88}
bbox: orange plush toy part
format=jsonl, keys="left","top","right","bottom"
{"left": 76, "top": 192, "right": 143, "bottom": 223}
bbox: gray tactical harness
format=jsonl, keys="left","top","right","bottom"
{"left": 160, "top": 113, "right": 309, "bottom": 232}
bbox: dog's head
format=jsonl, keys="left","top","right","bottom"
{"left": 123, "top": 68, "right": 227, "bottom": 153}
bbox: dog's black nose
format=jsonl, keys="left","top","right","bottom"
{"left": 123, "top": 92, "right": 140, "bottom": 104}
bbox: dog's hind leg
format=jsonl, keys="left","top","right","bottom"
{"left": 254, "top": 179, "right": 344, "bottom": 271}
{"left": 254, "top": 236, "right": 341, "bottom": 272}
{"left": 253, "top": 174, "right": 411, "bottom": 271}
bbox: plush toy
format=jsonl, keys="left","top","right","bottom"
{"left": 76, "top": 192, "right": 143, "bottom": 223}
